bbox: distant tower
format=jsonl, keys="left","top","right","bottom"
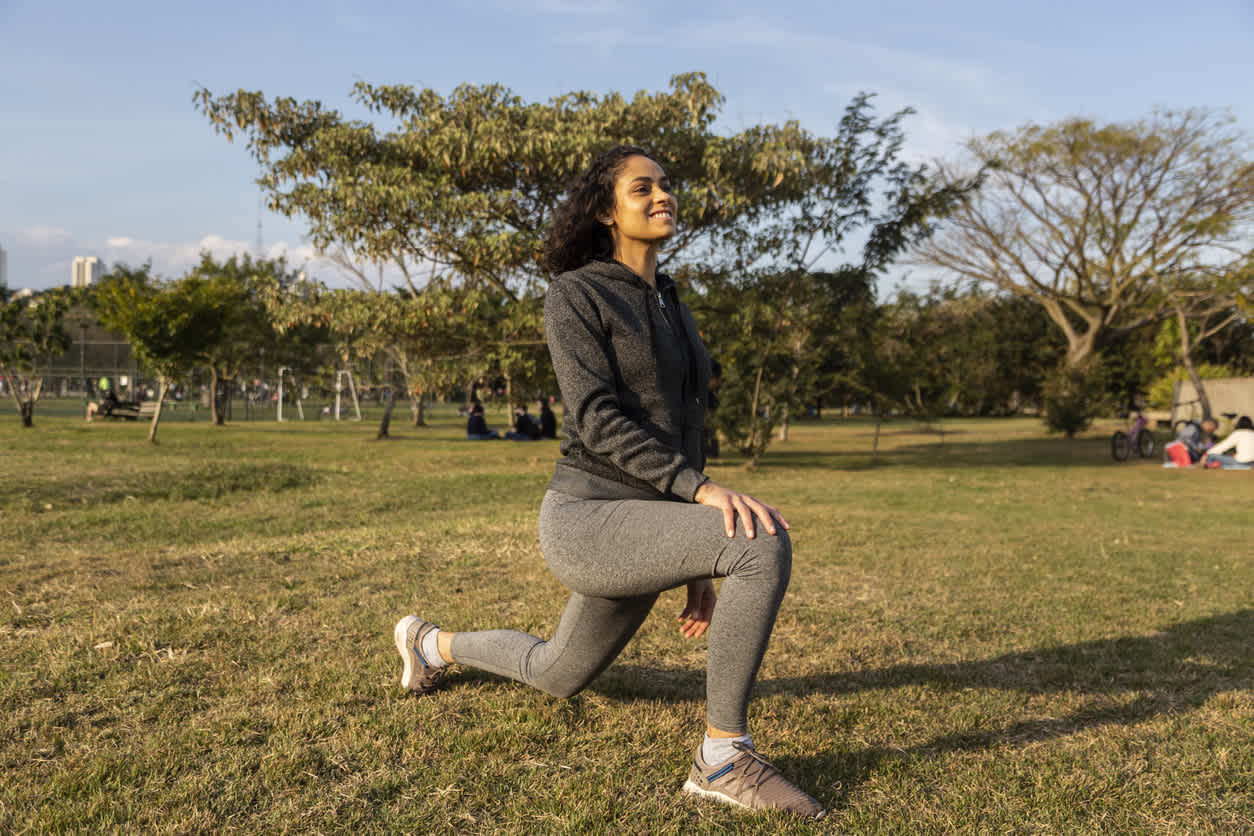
{"left": 0, "top": 242, "right": 7, "bottom": 289}
{"left": 72, "top": 256, "right": 102, "bottom": 288}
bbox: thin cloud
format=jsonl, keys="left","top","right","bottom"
{"left": 103, "top": 234, "right": 319, "bottom": 277}
{"left": 18, "top": 225, "right": 74, "bottom": 248}
{"left": 672, "top": 16, "right": 994, "bottom": 95}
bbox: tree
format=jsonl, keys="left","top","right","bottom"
{"left": 198, "top": 76, "right": 974, "bottom": 463}
{"left": 94, "top": 265, "right": 218, "bottom": 442}
{"left": 195, "top": 73, "right": 829, "bottom": 300}
{"left": 687, "top": 96, "right": 977, "bottom": 464}
{"left": 0, "top": 287, "right": 72, "bottom": 427}
{"left": 181, "top": 253, "right": 300, "bottom": 425}
{"left": 263, "top": 280, "right": 503, "bottom": 439}
{"left": 914, "top": 108, "right": 1254, "bottom": 370}
{"left": 1152, "top": 261, "right": 1253, "bottom": 420}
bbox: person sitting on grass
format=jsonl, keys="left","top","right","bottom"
{"left": 1164, "top": 416, "right": 1218, "bottom": 466}
{"left": 393, "top": 145, "right": 824, "bottom": 820}
{"left": 505, "top": 404, "right": 542, "bottom": 440}
{"left": 1203, "top": 415, "right": 1254, "bottom": 470}
{"left": 465, "top": 403, "right": 498, "bottom": 440}
{"left": 538, "top": 398, "right": 558, "bottom": 439}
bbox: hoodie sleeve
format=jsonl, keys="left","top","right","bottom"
{"left": 545, "top": 276, "right": 707, "bottom": 501}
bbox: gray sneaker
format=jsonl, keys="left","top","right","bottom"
{"left": 682, "top": 741, "right": 825, "bottom": 820}
{"left": 394, "top": 615, "right": 448, "bottom": 693}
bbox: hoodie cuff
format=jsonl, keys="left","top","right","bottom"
{"left": 672, "top": 468, "right": 709, "bottom": 503}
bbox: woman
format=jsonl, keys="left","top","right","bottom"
{"left": 1203, "top": 415, "right": 1254, "bottom": 469}
{"left": 394, "top": 146, "right": 824, "bottom": 819}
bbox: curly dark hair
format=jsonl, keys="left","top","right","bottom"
{"left": 541, "top": 145, "right": 656, "bottom": 275}
{"left": 1236, "top": 415, "right": 1254, "bottom": 431}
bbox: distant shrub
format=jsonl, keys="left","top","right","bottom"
{"left": 1042, "top": 360, "right": 1108, "bottom": 438}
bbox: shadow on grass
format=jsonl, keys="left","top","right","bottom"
{"left": 753, "top": 435, "right": 1138, "bottom": 470}
{"left": 595, "top": 610, "right": 1252, "bottom": 803}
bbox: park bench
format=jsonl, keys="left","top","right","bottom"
{"left": 87, "top": 399, "right": 158, "bottom": 421}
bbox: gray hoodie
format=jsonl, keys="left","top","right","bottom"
{"left": 544, "top": 259, "right": 711, "bottom": 502}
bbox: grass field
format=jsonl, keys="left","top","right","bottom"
{"left": 2, "top": 408, "right": 1252, "bottom": 834}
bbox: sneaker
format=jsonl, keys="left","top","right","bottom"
{"left": 682, "top": 741, "right": 825, "bottom": 820}
{"left": 393, "top": 615, "right": 448, "bottom": 693}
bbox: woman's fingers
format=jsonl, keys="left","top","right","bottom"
{"left": 721, "top": 502, "right": 737, "bottom": 538}
{"left": 698, "top": 481, "right": 789, "bottom": 539}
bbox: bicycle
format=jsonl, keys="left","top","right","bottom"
{"left": 1111, "top": 411, "right": 1155, "bottom": 461}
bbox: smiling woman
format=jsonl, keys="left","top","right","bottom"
{"left": 391, "top": 145, "right": 826, "bottom": 820}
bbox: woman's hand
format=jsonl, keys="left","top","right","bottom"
{"left": 679, "top": 579, "right": 716, "bottom": 639}
{"left": 694, "top": 481, "right": 790, "bottom": 539}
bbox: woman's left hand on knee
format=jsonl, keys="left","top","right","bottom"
{"left": 694, "top": 481, "right": 790, "bottom": 539}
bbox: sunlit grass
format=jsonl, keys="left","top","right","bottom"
{"left": 2, "top": 410, "right": 1251, "bottom": 834}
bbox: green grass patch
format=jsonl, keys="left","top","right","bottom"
{"left": 1, "top": 410, "right": 1252, "bottom": 834}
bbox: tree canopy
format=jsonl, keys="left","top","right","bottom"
{"left": 913, "top": 108, "right": 1254, "bottom": 370}
{"left": 195, "top": 72, "right": 838, "bottom": 299}
{"left": 0, "top": 287, "right": 72, "bottom": 427}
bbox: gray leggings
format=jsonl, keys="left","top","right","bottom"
{"left": 448, "top": 489, "right": 791, "bottom": 733}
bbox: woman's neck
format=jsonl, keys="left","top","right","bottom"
{"left": 612, "top": 240, "right": 659, "bottom": 289}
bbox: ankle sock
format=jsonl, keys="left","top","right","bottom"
{"left": 420, "top": 628, "right": 447, "bottom": 668}
{"left": 702, "top": 733, "right": 752, "bottom": 765}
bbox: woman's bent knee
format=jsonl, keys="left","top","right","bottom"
{"left": 725, "top": 529, "right": 792, "bottom": 589}
{"left": 533, "top": 674, "right": 592, "bottom": 700}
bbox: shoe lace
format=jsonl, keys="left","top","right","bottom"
{"left": 728, "top": 741, "right": 781, "bottom": 795}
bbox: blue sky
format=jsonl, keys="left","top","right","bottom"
{"left": 2, "top": 0, "right": 1251, "bottom": 291}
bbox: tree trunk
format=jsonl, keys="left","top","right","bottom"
{"left": 411, "top": 389, "right": 426, "bottom": 426}
{"left": 19, "top": 400, "right": 33, "bottom": 428}
{"left": 147, "top": 379, "right": 168, "bottom": 444}
{"left": 872, "top": 401, "right": 882, "bottom": 464}
{"left": 210, "top": 370, "right": 225, "bottom": 425}
{"left": 1175, "top": 307, "right": 1213, "bottom": 421}
{"left": 377, "top": 389, "right": 395, "bottom": 439}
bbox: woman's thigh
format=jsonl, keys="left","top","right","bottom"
{"left": 538, "top": 490, "right": 790, "bottom": 599}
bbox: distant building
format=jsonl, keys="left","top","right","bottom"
{"left": 0, "top": 242, "right": 7, "bottom": 288}
{"left": 72, "top": 256, "right": 102, "bottom": 288}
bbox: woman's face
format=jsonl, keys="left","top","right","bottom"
{"left": 606, "top": 155, "right": 677, "bottom": 247}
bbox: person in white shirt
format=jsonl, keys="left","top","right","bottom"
{"left": 1203, "top": 416, "right": 1254, "bottom": 470}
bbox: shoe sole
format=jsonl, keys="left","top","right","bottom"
{"left": 682, "top": 779, "right": 753, "bottom": 811}
{"left": 682, "top": 779, "right": 827, "bottom": 820}
{"left": 394, "top": 615, "right": 422, "bottom": 690}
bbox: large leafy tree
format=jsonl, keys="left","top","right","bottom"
{"left": 263, "top": 280, "right": 520, "bottom": 438}
{"left": 194, "top": 72, "right": 825, "bottom": 299}
{"left": 686, "top": 96, "right": 977, "bottom": 464}
{"left": 198, "top": 76, "right": 973, "bottom": 463}
{"left": 0, "top": 286, "right": 72, "bottom": 427}
{"left": 914, "top": 108, "right": 1254, "bottom": 371}
{"left": 94, "top": 265, "right": 219, "bottom": 442}
{"left": 181, "top": 253, "right": 301, "bottom": 425}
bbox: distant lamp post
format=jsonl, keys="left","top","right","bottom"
{"left": 78, "top": 319, "right": 89, "bottom": 406}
